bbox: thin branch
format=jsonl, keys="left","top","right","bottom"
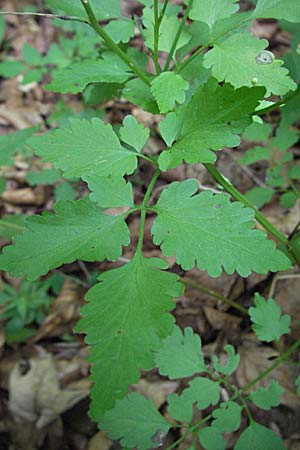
{"left": 153, "top": 0, "right": 161, "bottom": 74}
{"left": 80, "top": 0, "right": 150, "bottom": 86}
{"left": 164, "top": 0, "right": 193, "bottom": 71}
{"left": 0, "top": 11, "right": 89, "bottom": 24}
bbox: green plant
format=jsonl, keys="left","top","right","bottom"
{"left": 0, "top": 0, "right": 300, "bottom": 448}
{"left": 0, "top": 278, "right": 55, "bottom": 343}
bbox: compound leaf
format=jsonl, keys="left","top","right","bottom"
{"left": 120, "top": 115, "right": 150, "bottom": 152}
{"left": 250, "top": 379, "right": 283, "bottom": 410}
{"left": 0, "top": 199, "right": 130, "bottom": 280}
{"left": 204, "top": 33, "right": 296, "bottom": 96}
{"left": 46, "top": 0, "right": 120, "bottom": 20}
{"left": 212, "top": 401, "right": 242, "bottom": 433}
{"left": 198, "top": 426, "right": 226, "bottom": 450}
{"left": 151, "top": 72, "right": 189, "bottom": 113}
{"left": 152, "top": 179, "right": 291, "bottom": 277}
{"left": 249, "top": 293, "right": 291, "bottom": 342}
{"left": 155, "top": 326, "right": 206, "bottom": 379}
{"left": 28, "top": 118, "right": 137, "bottom": 207}
{"left": 186, "top": 377, "right": 220, "bottom": 410}
{"left": 188, "top": 0, "right": 239, "bottom": 28}
{"left": 213, "top": 345, "right": 240, "bottom": 375}
{"left": 158, "top": 80, "right": 265, "bottom": 170}
{"left": 100, "top": 392, "right": 170, "bottom": 450}
{"left": 46, "top": 53, "right": 131, "bottom": 94}
{"left": 235, "top": 421, "right": 285, "bottom": 450}
{"left": 75, "top": 256, "right": 183, "bottom": 419}
{"left": 252, "top": 0, "right": 300, "bottom": 23}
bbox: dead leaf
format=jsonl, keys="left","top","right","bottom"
{"left": 131, "top": 378, "right": 179, "bottom": 408}
{"left": 88, "top": 431, "right": 112, "bottom": 450}
{"left": 9, "top": 352, "right": 89, "bottom": 429}
{"left": 2, "top": 186, "right": 45, "bottom": 205}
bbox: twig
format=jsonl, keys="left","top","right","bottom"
{"left": 0, "top": 11, "right": 89, "bottom": 24}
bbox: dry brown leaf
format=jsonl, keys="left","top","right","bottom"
{"left": 2, "top": 186, "right": 45, "bottom": 205}
{"left": 203, "top": 306, "right": 242, "bottom": 331}
{"left": 131, "top": 378, "right": 179, "bottom": 408}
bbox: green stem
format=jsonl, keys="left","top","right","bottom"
{"left": 0, "top": 11, "right": 88, "bottom": 23}
{"left": 153, "top": 0, "right": 161, "bottom": 74}
{"left": 136, "top": 168, "right": 161, "bottom": 254}
{"left": 242, "top": 337, "right": 300, "bottom": 392}
{"left": 253, "top": 85, "right": 300, "bottom": 116}
{"left": 79, "top": 0, "right": 150, "bottom": 86}
{"left": 204, "top": 163, "right": 289, "bottom": 247}
{"left": 163, "top": 0, "right": 193, "bottom": 71}
{"left": 180, "top": 277, "right": 248, "bottom": 314}
{"left": 158, "top": 0, "right": 170, "bottom": 25}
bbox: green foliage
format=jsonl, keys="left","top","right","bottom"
{"left": 100, "top": 392, "right": 170, "bottom": 450}
{"left": 152, "top": 179, "right": 290, "bottom": 276}
{"left": 249, "top": 293, "right": 291, "bottom": 342}
{"left": 235, "top": 421, "right": 286, "bottom": 450}
{"left": 151, "top": 72, "right": 189, "bottom": 113}
{"left": 158, "top": 81, "right": 265, "bottom": 169}
{"left": 0, "top": 2, "right": 299, "bottom": 448}
{"left": 75, "top": 256, "right": 183, "bottom": 418}
{"left": 250, "top": 379, "right": 283, "bottom": 410}
{"left": 0, "top": 199, "right": 130, "bottom": 280}
{"left": 155, "top": 326, "right": 206, "bottom": 379}
{"left": 0, "top": 280, "right": 54, "bottom": 343}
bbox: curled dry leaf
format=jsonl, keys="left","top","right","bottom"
{"left": 2, "top": 186, "right": 45, "bottom": 205}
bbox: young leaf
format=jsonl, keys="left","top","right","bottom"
{"left": 213, "top": 345, "right": 240, "bottom": 375}
{"left": 46, "top": 0, "right": 120, "bottom": 20}
{"left": 238, "top": 146, "right": 270, "bottom": 165}
{"left": 75, "top": 256, "right": 183, "bottom": 418}
{"left": 252, "top": 0, "right": 300, "bottom": 23}
{"left": 188, "top": 0, "right": 239, "bottom": 28}
{"left": 280, "top": 191, "right": 297, "bottom": 209}
{"left": 26, "top": 169, "right": 61, "bottom": 186}
{"left": 155, "top": 326, "right": 206, "bottom": 379}
{"left": 120, "top": 115, "right": 150, "bottom": 152}
{"left": 46, "top": 53, "right": 132, "bottom": 94}
{"left": 0, "top": 61, "right": 26, "bottom": 78}
{"left": 167, "top": 392, "right": 194, "bottom": 423}
{"left": 212, "top": 401, "right": 242, "bottom": 433}
{"left": 198, "top": 426, "right": 226, "bottom": 450}
{"left": 151, "top": 179, "right": 291, "bottom": 277}
{"left": 28, "top": 118, "right": 137, "bottom": 208}
{"left": 159, "top": 112, "right": 182, "bottom": 147}
{"left": 150, "top": 72, "right": 189, "bottom": 114}
{"left": 250, "top": 379, "right": 283, "bottom": 410}
{"left": 186, "top": 377, "right": 220, "bottom": 410}
{"left": 235, "top": 421, "right": 285, "bottom": 450}
{"left": 100, "top": 392, "right": 170, "bottom": 450}
{"left": 203, "top": 33, "right": 296, "bottom": 96}
{"left": 158, "top": 80, "right": 265, "bottom": 170}
{"left": 244, "top": 187, "right": 274, "bottom": 209}
{"left": 104, "top": 19, "right": 135, "bottom": 44}
{"left": 249, "top": 293, "right": 291, "bottom": 342}
{"left": 22, "top": 44, "right": 43, "bottom": 66}
{"left": 0, "top": 127, "right": 38, "bottom": 166}
{"left": 243, "top": 120, "right": 272, "bottom": 142}
{"left": 0, "top": 199, "right": 130, "bottom": 280}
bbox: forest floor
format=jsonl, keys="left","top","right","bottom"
{"left": 0, "top": 1, "right": 300, "bottom": 449}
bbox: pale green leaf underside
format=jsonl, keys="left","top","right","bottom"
{"left": 188, "top": 0, "right": 239, "bottom": 28}
{"left": 151, "top": 72, "right": 189, "bottom": 113}
{"left": 152, "top": 179, "right": 291, "bottom": 277}
{"left": 204, "top": 33, "right": 296, "bottom": 96}
{"left": 235, "top": 421, "right": 285, "bottom": 450}
{"left": 0, "top": 127, "right": 37, "bottom": 166}
{"left": 100, "top": 392, "right": 170, "bottom": 450}
{"left": 46, "top": 53, "right": 131, "bottom": 94}
{"left": 28, "top": 118, "right": 137, "bottom": 207}
{"left": 250, "top": 379, "right": 283, "bottom": 410}
{"left": 75, "top": 256, "right": 183, "bottom": 419}
{"left": 46, "top": 0, "right": 120, "bottom": 20}
{"left": 249, "top": 293, "right": 291, "bottom": 342}
{"left": 158, "top": 80, "right": 265, "bottom": 170}
{"left": 253, "top": 0, "right": 300, "bottom": 23}
{"left": 155, "top": 326, "right": 206, "bottom": 379}
{"left": 0, "top": 199, "right": 130, "bottom": 280}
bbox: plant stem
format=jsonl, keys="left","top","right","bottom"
{"left": 0, "top": 11, "right": 89, "bottom": 23}
{"left": 79, "top": 0, "right": 150, "bottom": 86}
{"left": 136, "top": 168, "right": 161, "bottom": 254}
{"left": 204, "top": 163, "right": 289, "bottom": 247}
{"left": 180, "top": 276, "right": 248, "bottom": 314}
{"left": 253, "top": 85, "right": 300, "bottom": 116}
{"left": 158, "top": 0, "right": 170, "bottom": 24}
{"left": 164, "top": 0, "right": 193, "bottom": 71}
{"left": 242, "top": 337, "right": 300, "bottom": 392}
{"left": 153, "top": 0, "right": 161, "bottom": 74}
